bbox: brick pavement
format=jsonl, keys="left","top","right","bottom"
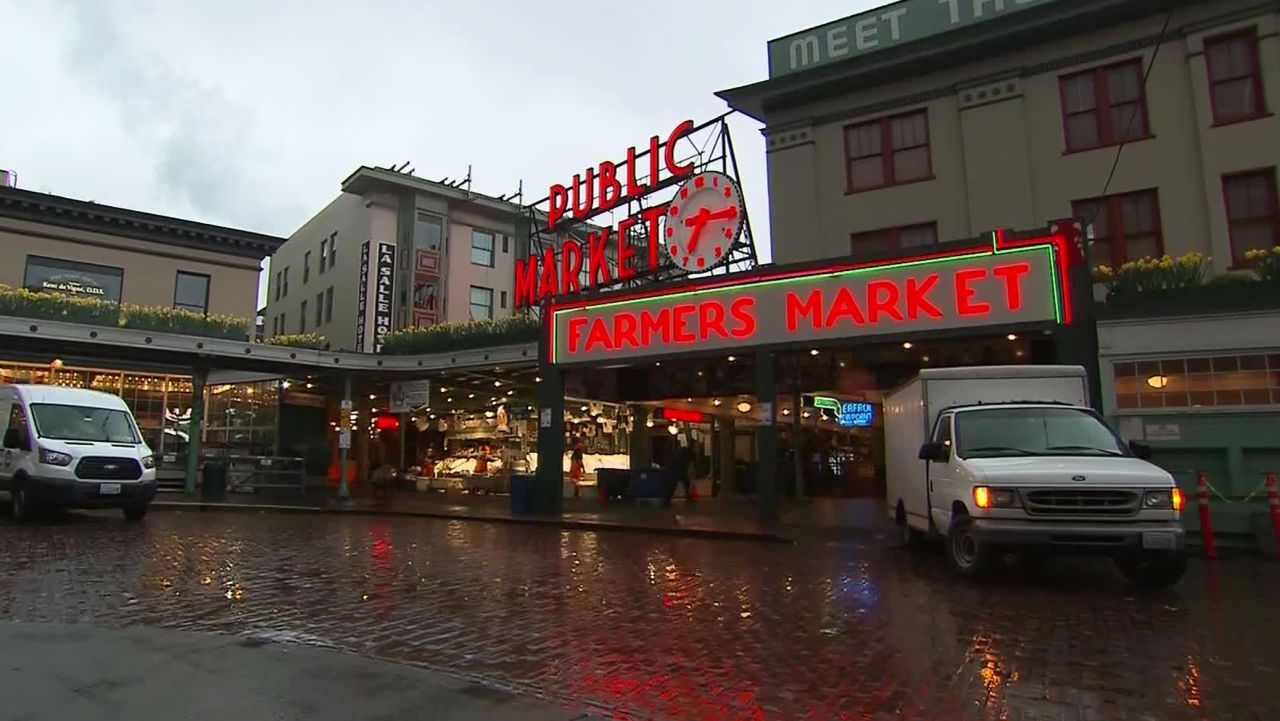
{"left": 1, "top": 511, "right": 1276, "bottom": 721}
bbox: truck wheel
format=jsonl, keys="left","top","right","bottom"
{"left": 946, "top": 514, "right": 994, "bottom": 579}
{"left": 123, "top": 504, "right": 149, "bottom": 522}
{"left": 11, "top": 486, "right": 36, "bottom": 524}
{"left": 1116, "top": 551, "right": 1187, "bottom": 590}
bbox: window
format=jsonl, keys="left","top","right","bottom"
{"left": 304, "top": 251, "right": 311, "bottom": 283}
{"left": 500, "top": 290, "right": 508, "bottom": 310}
{"left": 502, "top": 235, "right": 510, "bottom": 253}
{"left": 23, "top": 255, "right": 125, "bottom": 303}
{"left": 325, "top": 287, "right": 334, "bottom": 323}
{"left": 844, "top": 109, "right": 932, "bottom": 192}
{"left": 274, "top": 271, "right": 281, "bottom": 301}
{"left": 1071, "top": 189, "right": 1162, "bottom": 268}
{"left": 469, "top": 286, "right": 494, "bottom": 320}
{"left": 6, "top": 405, "right": 29, "bottom": 449}
{"left": 1059, "top": 59, "right": 1150, "bottom": 152}
{"left": 1223, "top": 169, "right": 1279, "bottom": 265}
{"left": 931, "top": 414, "right": 953, "bottom": 460}
{"left": 320, "top": 238, "right": 329, "bottom": 273}
{"left": 414, "top": 212, "right": 443, "bottom": 251}
{"left": 282, "top": 267, "right": 290, "bottom": 297}
{"left": 173, "top": 271, "right": 210, "bottom": 314}
{"left": 1114, "top": 355, "right": 1280, "bottom": 409}
{"left": 315, "top": 292, "right": 324, "bottom": 328}
{"left": 329, "top": 232, "right": 337, "bottom": 265}
{"left": 955, "top": 407, "right": 1126, "bottom": 458}
{"left": 30, "top": 404, "right": 139, "bottom": 444}
{"left": 279, "top": 312, "right": 285, "bottom": 334}
{"left": 299, "top": 301, "right": 307, "bottom": 334}
{"left": 1206, "top": 29, "right": 1267, "bottom": 125}
{"left": 272, "top": 315, "right": 279, "bottom": 336}
{"left": 471, "top": 229, "right": 496, "bottom": 267}
{"left": 850, "top": 222, "right": 938, "bottom": 257}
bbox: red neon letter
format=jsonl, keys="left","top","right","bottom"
{"left": 640, "top": 308, "right": 672, "bottom": 345}
{"left": 825, "top": 286, "right": 866, "bottom": 327}
{"left": 514, "top": 255, "right": 538, "bottom": 308}
{"left": 537, "top": 247, "right": 559, "bottom": 300}
{"left": 954, "top": 268, "right": 991, "bottom": 316}
{"left": 664, "top": 119, "right": 695, "bottom": 178}
{"left": 729, "top": 297, "right": 757, "bottom": 339}
{"left": 641, "top": 205, "right": 666, "bottom": 271}
{"left": 866, "top": 280, "right": 905, "bottom": 323}
{"left": 904, "top": 274, "right": 943, "bottom": 320}
{"left": 616, "top": 225, "right": 637, "bottom": 281}
{"left": 625, "top": 145, "right": 646, "bottom": 198}
{"left": 585, "top": 317, "right": 614, "bottom": 352}
{"left": 672, "top": 303, "right": 697, "bottom": 344}
{"left": 560, "top": 240, "right": 583, "bottom": 295}
{"left": 698, "top": 301, "right": 729, "bottom": 340}
{"left": 566, "top": 316, "right": 588, "bottom": 354}
{"left": 786, "top": 290, "right": 825, "bottom": 331}
{"left": 648, "top": 135, "right": 660, "bottom": 189}
{"left": 613, "top": 312, "right": 639, "bottom": 349}
{"left": 547, "top": 184, "right": 567, "bottom": 231}
{"left": 598, "top": 161, "right": 621, "bottom": 212}
{"left": 992, "top": 262, "right": 1031, "bottom": 311}
{"left": 571, "top": 170, "right": 595, "bottom": 220}
{"left": 587, "top": 228, "right": 612, "bottom": 287}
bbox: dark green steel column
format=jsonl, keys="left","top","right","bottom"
{"left": 755, "top": 351, "right": 779, "bottom": 523}
{"left": 535, "top": 362, "right": 565, "bottom": 515}
{"left": 183, "top": 365, "right": 207, "bottom": 495}
{"left": 1054, "top": 237, "right": 1103, "bottom": 410}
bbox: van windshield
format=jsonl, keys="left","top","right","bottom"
{"left": 30, "top": 404, "right": 141, "bottom": 444}
{"left": 954, "top": 407, "right": 1128, "bottom": 459}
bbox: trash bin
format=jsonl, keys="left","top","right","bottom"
{"left": 202, "top": 459, "right": 227, "bottom": 502}
{"left": 510, "top": 474, "right": 534, "bottom": 514}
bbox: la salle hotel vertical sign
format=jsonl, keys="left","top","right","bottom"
{"left": 356, "top": 240, "right": 396, "bottom": 353}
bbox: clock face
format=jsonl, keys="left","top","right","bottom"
{"left": 664, "top": 171, "right": 743, "bottom": 274}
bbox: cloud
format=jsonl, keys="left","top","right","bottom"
{"left": 56, "top": 0, "right": 301, "bottom": 234}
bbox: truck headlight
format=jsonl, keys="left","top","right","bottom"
{"left": 974, "top": 486, "right": 1019, "bottom": 509}
{"left": 38, "top": 447, "right": 73, "bottom": 467}
{"left": 1144, "top": 489, "right": 1184, "bottom": 511}
{"left": 141, "top": 455, "right": 156, "bottom": 469}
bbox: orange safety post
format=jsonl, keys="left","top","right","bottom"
{"left": 1197, "top": 470, "right": 1218, "bottom": 560}
{"left": 1266, "top": 473, "right": 1280, "bottom": 558}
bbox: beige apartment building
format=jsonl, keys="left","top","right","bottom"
{"left": 263, "top": 167, "right": 530, "bottom": 352}
{"left": 718, "top": 0, "right": 1278, "bottom": 271}
{"left": 0, "top": 184, "right": 280, "bottom": 318}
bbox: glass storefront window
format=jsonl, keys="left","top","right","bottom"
{"left": 1114, "top": 354, "right": 1280, "bottom": 409}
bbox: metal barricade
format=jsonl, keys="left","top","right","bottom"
{"left": 223, "top": 455, "right": 306, "bottom": 495}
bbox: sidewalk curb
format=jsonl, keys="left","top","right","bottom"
{"left": 151, "top": 501, "right": 795, "bottom": 544}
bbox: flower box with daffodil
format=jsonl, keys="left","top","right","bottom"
{"left": 1095, "top": 251, "right": 1280, "bottom": 318}
{"left": 0, "top": 284, "right": 252, "bottom": 340}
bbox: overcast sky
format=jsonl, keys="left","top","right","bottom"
{"left": 1, "top": 0, "right": 884, "bottom": 303}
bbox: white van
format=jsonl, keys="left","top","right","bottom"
{"left": 885, "top": 366, "right": 1187, "bottom": 588}
{"left": 0, "top": 384, "right": 157, "bottom": 522}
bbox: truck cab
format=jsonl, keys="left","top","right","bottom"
{"left": 886, "top": 367, "right": 1186, "bottom": 588}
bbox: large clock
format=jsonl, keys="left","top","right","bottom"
{"left": 663, "top": 171, "right": 743, "bottom": 273}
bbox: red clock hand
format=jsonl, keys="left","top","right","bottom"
{"left": 682, "top": 205, "right": 738, "bottom": 253}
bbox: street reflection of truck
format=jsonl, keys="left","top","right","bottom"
{"left": 885, "top": 366, "right": 1187, "bottom": 588}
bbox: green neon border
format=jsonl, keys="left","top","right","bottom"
{"left": 551, "top": 244, "right": 1060, "bottom": 364}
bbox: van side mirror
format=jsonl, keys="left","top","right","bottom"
{"left": 3, "top": 428, "right": 26, "bottom": 451}
{"left": 919, "top": 441, "right": 950, "bottom": 463}
{"left": 1128, "top": 440, "right": 1153, "bottom": 460}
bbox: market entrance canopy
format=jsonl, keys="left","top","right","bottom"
{"left": 547, "top": 231, "right": 1071, "bottom": 366}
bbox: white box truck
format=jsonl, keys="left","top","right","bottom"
{"left": 885, "top": 365, "right": 1187, "bottom": 588}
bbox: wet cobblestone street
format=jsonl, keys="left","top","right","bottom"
{"left": 1, "top": 510, "right": 1276, "bottom": 721}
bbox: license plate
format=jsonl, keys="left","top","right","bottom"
{"left": 1142, "top": 531, "right": 1176, "bottom": 550}
{"left": 99, "top": 483, "right": 121, "bottom": 496}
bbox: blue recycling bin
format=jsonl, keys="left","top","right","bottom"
{"left": 509, "top": 474, "right": 535, "bottom": 514}
{"left": 629, "top": 469, "right": 670, "bottom": 501}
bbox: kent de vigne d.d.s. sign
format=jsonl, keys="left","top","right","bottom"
{"left": 767, "top": 0, "right": 1057, "bottom": 77}
{"left": 515, "top": 119, "right": 746, "bottom": 309}
{"left": 548, "top": 234, "right": 1070, "bottom": 366}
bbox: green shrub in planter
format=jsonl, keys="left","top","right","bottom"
{"left": 380, "top": 314, "right": 540, "bottom": 355}
{"left": 265, "top": 333, "right": 328, "bottom": 350}
{"left": 0, "top": 284, "right": 119, "bottom": 326}
{"left": 119, "top": 305, "right": 251, "bottom": 341}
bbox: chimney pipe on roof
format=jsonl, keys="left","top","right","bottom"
{"left": 0, "top": 169, "right": 15, "bottom": 188}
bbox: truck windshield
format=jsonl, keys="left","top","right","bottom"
{"left": 955, "top": 407, "right": 1127, "bottom": 459}
{"left": 30, "top": 404, "right": 141, "bottom": 444}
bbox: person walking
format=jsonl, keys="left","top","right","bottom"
{"left": 663, "top": 439, "right": 695, "bottom": 507}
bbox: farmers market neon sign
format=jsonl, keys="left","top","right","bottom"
{"left": 547, "top": 230, "right": 1071, "bottom": 366}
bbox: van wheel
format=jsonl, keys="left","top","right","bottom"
{"left": 946, "top": 514, "right": 994, "bottom": 579}
{"left": 123, "top": 504, "right": 148, "bottom": 522}
{"left": 1116, "top": 551, "right": 1187, "bottom": 590}
{"left": 11, "top": 486, "right": 36, "bottom": 523}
